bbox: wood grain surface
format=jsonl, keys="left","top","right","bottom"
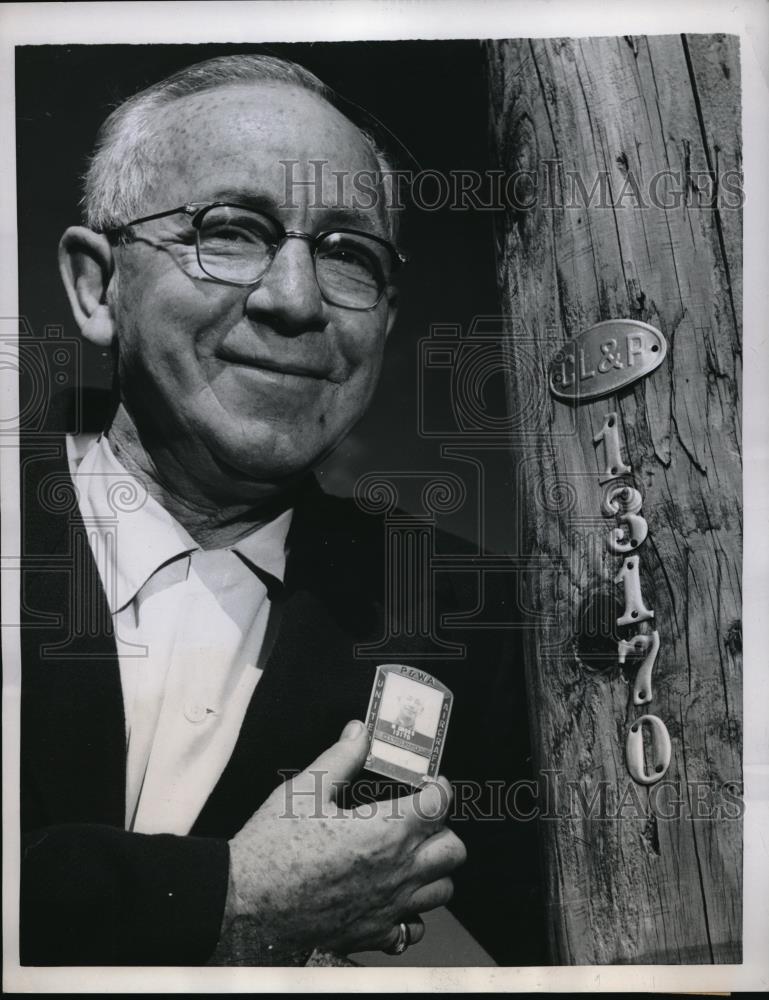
{"left": 487, "top": 34, "right": 742, "bottom": 964}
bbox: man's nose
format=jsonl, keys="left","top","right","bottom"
{"left": 244, "top": 237, "right": 327, "bottom": 333}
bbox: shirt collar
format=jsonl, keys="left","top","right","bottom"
{"left": 230, "top": 509, "right": 292, "bottom": 586}
{"left": 68, "top": 433, "right": 292, "bottom": 613}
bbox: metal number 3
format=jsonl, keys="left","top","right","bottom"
{"left": 602, "top": 484, "right": 649, "bottom": 553}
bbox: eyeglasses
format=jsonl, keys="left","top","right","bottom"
{"left": 103, "top": 202, "right": 407, "bottom": 311}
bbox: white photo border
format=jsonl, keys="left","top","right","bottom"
{"left": 2, "top": 0, "right": 767, "bottom": 993}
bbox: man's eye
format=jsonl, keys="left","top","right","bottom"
{"left": 321, "top": 242, "right": 380, "bottom": 274}
{"left": 327, "top": 243, "right": 368, "bottom": 261}
{"left": 202, "top": 225, "right": 265, "bottom": 246}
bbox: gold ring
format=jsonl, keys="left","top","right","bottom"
{"left": 384, "top": 921, "right": 409, "bottom": 955}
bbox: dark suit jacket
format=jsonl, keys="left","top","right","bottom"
{"left": 19, "top": 438, "right": 546, "bottom": 966}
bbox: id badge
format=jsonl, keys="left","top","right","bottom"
{"left": 364, "top": 664, "right": 453, "bottom": 787}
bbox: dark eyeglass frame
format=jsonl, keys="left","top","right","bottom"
{"left": 102, "top": 201, "right": 408, "bottom": 311}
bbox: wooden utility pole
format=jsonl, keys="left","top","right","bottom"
{"left": 487, "top": 35, "right": 742, "bottom": 963}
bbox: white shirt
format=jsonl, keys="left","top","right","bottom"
{"left": 67, "top": 434, "right": 292, "bottom": 835}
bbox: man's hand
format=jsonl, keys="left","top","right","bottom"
{"left": 223, "top": 719, "right": 466, "bottom": 957}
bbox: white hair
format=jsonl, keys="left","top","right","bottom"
{"left": 83, "top": 53, "right": 399, "bottom": 239}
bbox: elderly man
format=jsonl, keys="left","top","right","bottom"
{"left": 20, "top": 54, "right": 544, "bottom": 967}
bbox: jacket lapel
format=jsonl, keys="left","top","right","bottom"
{"left": 20, "top": 438, "right": 126, "bottom": 829}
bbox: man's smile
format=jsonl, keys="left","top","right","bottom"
{"left": 215, "top": 344, "right": 335, "bottom": 382}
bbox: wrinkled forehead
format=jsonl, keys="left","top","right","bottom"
{"left": 143, "top": 82, "right": 385, "bottom": 222}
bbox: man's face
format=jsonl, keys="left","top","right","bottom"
{"left": 396, "top": 694, "right": 424, "bottom": 728}
{"left": 108, "top": 82, "right": 397, "bottom": 495}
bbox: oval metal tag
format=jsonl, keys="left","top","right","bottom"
{"left": 549, "top": 319, "right": 667, "bottom": 402}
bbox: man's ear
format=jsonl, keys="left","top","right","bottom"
{"left": 384, "top": 286, "right": 399, "bottom": 340}
{"left": 58, "top": 227, "right": 117, "bottom": 346}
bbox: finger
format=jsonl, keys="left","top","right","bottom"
{"left": 287, "top": 719, "right": 369, "bottom": 805}
{"left": 413, "top": 826, "right": 467, "bottom": 883}
{"left": 406, "top": 915, "right": 425, "bottom": 946}
{"left": 375, "top": 776, "right": 453, "bottom": 831}
{"left": 407, "top": 875, "right": 455, "bottom": 914}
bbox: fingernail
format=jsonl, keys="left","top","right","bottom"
{"left": 341, "top": 719, "right": 364, "bottom": 741}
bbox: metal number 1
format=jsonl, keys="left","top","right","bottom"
{"left": 593, "top": 412, "right": 632, "bottom": 483}
{"left": 615, "top": 555, "right": 654, "bottom": 627}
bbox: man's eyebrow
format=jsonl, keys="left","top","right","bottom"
{"left": 203, "top": 189, "right": 277, "bottom": 212}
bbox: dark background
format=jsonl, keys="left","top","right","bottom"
{"left": 16, "top": 41, "right": 516, "bottom": 551}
